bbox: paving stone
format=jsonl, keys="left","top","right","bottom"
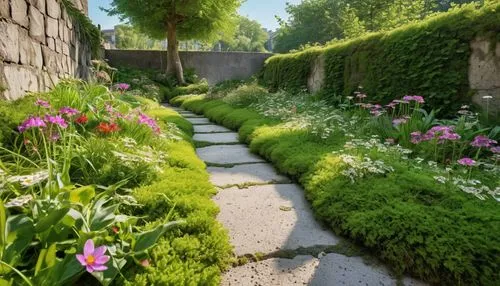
{"left": 309, "top": 253, "right": 427, "bottom": 286}
{"left": 186, "top": 117, "right": 211, "bottom": 125}
{"left": 197, "top": 145, "right": 265, "bottom": 165}
{"left": 194, "top": 124, "right": 232, "bottom": 133}
{"left": 214, "top": 184, "right": 339, "bottom": 255}
{"left": 222, "top": 255, "right": 318, "bottom": 286}
{"left": 181, "top": 112, "right": 204, "bottom": 118}
{"left": 208, "top": 163, "right": 290, "bottom": 187}
{"left": 223, "top": 254, "right": 427, "bottom": 286}
{"left": 193, "top": 132, "right": 239, "bottom": 144}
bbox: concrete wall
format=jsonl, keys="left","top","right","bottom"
{"left": 104, "top": 49, "right": 273, "bottom": 85}
{"left": 0, "top": 0, "right": 91, "bottom": 100}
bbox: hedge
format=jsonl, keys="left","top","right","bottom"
{"left": 261, "top": 4, "right": 500, "bottom": 116}
{"left": 172, "top": 94, "right": 500, "bottom": 286}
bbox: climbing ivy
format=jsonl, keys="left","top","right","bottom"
{"left": 262, "top": 3, "right": 500, "bottom": 116}
{"left": 59, "top": 0, "right": 101, "bottom": 57}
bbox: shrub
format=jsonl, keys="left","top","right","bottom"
{"left": 262, "top": 3, "right": 500, "bottom": 116}
{"left": 222, "top": 84, "right": 269, "bottom": 107}
{"left": 164, "top": 80, "right": 210, "bottom": 101}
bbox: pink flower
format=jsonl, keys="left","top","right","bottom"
{"left": 115, "top": 83, "right": 130, "bottom": 92}
{"left": 18, "top": 117, "right": 46, "bottom": 132}
{"left": 471, "top": 135, "right": 497, "bottom": 148}
{"left": 76, "top": 239, "right": 110, "bottom": 273}
{"left": 140, "top": 259, "right": 150, "bottom": 267}
{"left": 457, "top": 157, "right": 476, "bottom": 167}
{"left": 491, "top": 146, "right": 500, "bottom": 154}
{"left": 402, "top": 95, "right": 425, "bottom": 104}
{"left": 138, "top": 113, "right": 161, "bottom": 134}
{"left": 35, "top": 99, "right": 51, "bottom": 108}
{"left": 44, "top": 115, "right": 68, "bottom": 129}
{"left": 59, "top": 107, "right": 80, "bottom": 117}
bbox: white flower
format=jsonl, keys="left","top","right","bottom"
{"left": 433, "top": 176, "right": 448, "bottom": 184}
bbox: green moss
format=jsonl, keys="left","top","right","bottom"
{"left": 173, "top": 95, "right": 500, "bottom": 285}
{"left": 262, "top": 4, "right": 500, "bottom": 116}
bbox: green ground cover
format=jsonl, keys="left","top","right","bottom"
{"left": 172, "top": 83, "right": 499, "bottom": 286}
{"left": 0, "top": 77, "right": 231, "bottom": 285}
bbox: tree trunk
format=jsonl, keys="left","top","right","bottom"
{"left": 166, "top": 21, "right": 185, "bottom": 85}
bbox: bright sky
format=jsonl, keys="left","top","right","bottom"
{"left": 88, "top": 0, "right": 302, "bottom": 31}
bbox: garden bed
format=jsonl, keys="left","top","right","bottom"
{"left": 171, "top": 84, "right": 499, "bottom": 285}
{"left": 0, "top": 78, "right": 231, "bottom": 285}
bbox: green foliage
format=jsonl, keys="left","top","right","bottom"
{"left": 164, "top": 81, "right": 209, "bottom": 101}
{"left": 221, "top": 16, "right": 269, "bottom": 52}
{"left": 173, "top": 90, "right": 500, "bottom": 285}
{"left": 115, "top": 25, "right": 164, "bottom": 50}
{"left": 59, "top": 0, "right": 101, "bottom": 57}
{"left": 264, "top": 3, "right": 500, "bottom": 117}
{"left": 222, "top": 84, "right": 269, "bottom": 107}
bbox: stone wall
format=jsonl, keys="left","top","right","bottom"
{"left": 104, "top": 49, "right": 273, "bottom": 85}
{"left": 0, "top": 0, "right": 92, "bottom": 100}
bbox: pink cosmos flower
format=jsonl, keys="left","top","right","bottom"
{"left": 35, "top": 99, "right": 51, "bottom": 108}
{"left": 18, "top": 117, "right": 46, "bottom": 132}
{"left": 76, "top": 239, "right": 110, "bottom": 273}
{"left": 457, "top": 157, "right": 476, "bottom": 167}
{"left": 44, "top": 115, "right": 68, "bottom": 129}
{"left": 470, "top": 135, "right": 497, "bottom": 148}
{"left": 59, "top": 107, "right": 80, "bottom": 116}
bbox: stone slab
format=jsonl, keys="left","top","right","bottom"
{"left": 309, "top": 253, "right": 427, "bottom": 286}
{"left": 214, "top": 184, "right": 339, "bottom": 255}
{"left": 180, "top": 112, "right": 204, "bottom": 118}
{"left": 197, "top": 145, "right": 265, "bottom": 165}
{"left": 194, "top": 124, "right": 232, "bottom": 133}
{"left": 222, "top": 254, "right": 427, "bottom": 286}
{"left": 222, "top": 255, "right": 318, "bottom": 286}
{"left": 208, "top": 163, "right": 290, "bottom": 187}
{"left": 186, "top": 117, "right": 211, "bottom": 125}
{"left": 193, "top": 132, "right": 239, "bottom": 144}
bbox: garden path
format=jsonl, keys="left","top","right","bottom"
{"left": 166, "top": 104, "right": 426, "bottom": 286}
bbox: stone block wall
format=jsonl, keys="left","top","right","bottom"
{"left": 0, "top": 0, "right": 92, "bottom": 100}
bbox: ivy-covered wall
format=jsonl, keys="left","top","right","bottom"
{"left": 261, "top": 4, "right": 500, "bottom": 116}
{"left": 0, "top": 0, "right": 93, "bottom": 100}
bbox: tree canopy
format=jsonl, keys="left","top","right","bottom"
{"left": 221, "top": 16, "right": 269, "bottom": 52}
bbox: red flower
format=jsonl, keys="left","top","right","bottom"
{"left": 97, "top": 122, "right": 120, "bottom": 134}
{"left": 75, "top": 114, "right": 88, "bottom": 125}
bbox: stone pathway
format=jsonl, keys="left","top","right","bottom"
{"left": 166, "top": 104, "right": 426, "bottom": 286}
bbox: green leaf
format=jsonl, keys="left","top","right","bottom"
{"left": 0, "top": 200, "right": 6, "bottom": 258}
{"left": 91, "top": 257, "right": 126, "bottom": 286}
{"left": 4, "top": 215, "right": 34, "bottom": 264}
{"left": 0, "top": 278, "right": 11, "bottom": 286}
{"left": 133, "top": 221, "right": 183, "bottom": 253}
{"left": 35, "top": 207, "right": 70, "bottom": 233}
{"left": 65, "top": 185, "right": 96, "bottom": 206}
{"left": 90, "top": 198, "right": 118, "bottom": 231}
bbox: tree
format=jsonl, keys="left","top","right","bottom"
{"left": 115, "top": 25, "right": 163, "bottom": 50}
{"left": 107, "top": 0, "right": 241, "bottom": 84}
{"left": 222, "top": 16, "right": 269, "bottom": 52}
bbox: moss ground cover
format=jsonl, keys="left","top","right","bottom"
{"left": 171, "top": 83, "right": 499, "bottom": 285}
{"left": 0, "top": 77, "right": 231, "bottom": 284}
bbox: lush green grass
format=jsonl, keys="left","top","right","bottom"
{"left": 172, "top": 94, "right": 500, "bottom": 286}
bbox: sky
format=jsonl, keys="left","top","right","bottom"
{"left": 88, "top": 0, "right": 302, "bottom": 31}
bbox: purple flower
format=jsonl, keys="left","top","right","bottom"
{"left": 76, "top": 239, "right": 110, "bottom": 273}
{"left": 44, "top": 115, "right": 68, "bottom": 129}
{"left": 35, "top": 99, "right": 51, "bottom": 108}
{"left": 49, "top": 132, "right": 60, "bottom": 142}
{"left": 59, "top": 107, "right": 80, "bottom": 117}
{"left": 115, "top": 83, "right": 130, "bottom": 91}
{"left": 385, "top": 101, "right": 398, "bottom": 109}
{"left": 411, "top": 131, "right": 423, "bottom": 144}
{"left": 421, "top": 126, "right": 460, "bottom": 143}
{"left": 471, "top": 135, "right": 497, "bottom": 148}
{"left": 491, "top": 146, "right": 500, "bottom": 154}
{"left": 392, "top": 118, "right": 408, "bottom": 126}
{"left": 18, "top": 117, "right": 46, "bottom": 132}
{"left": 457, "top": 157, "right": 476, "bottom": 167}
{"left": 402, "top": 95, "right": 425, "bottom": 104}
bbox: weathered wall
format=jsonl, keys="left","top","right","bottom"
{"left": 469, "top": 38, "right": 500, "bottom": 117}
{"left": 0, "top": 0, "right": 92, "bottom": 100}
{"left": 104, "top": 50, "right": 273, "bottom": 85}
